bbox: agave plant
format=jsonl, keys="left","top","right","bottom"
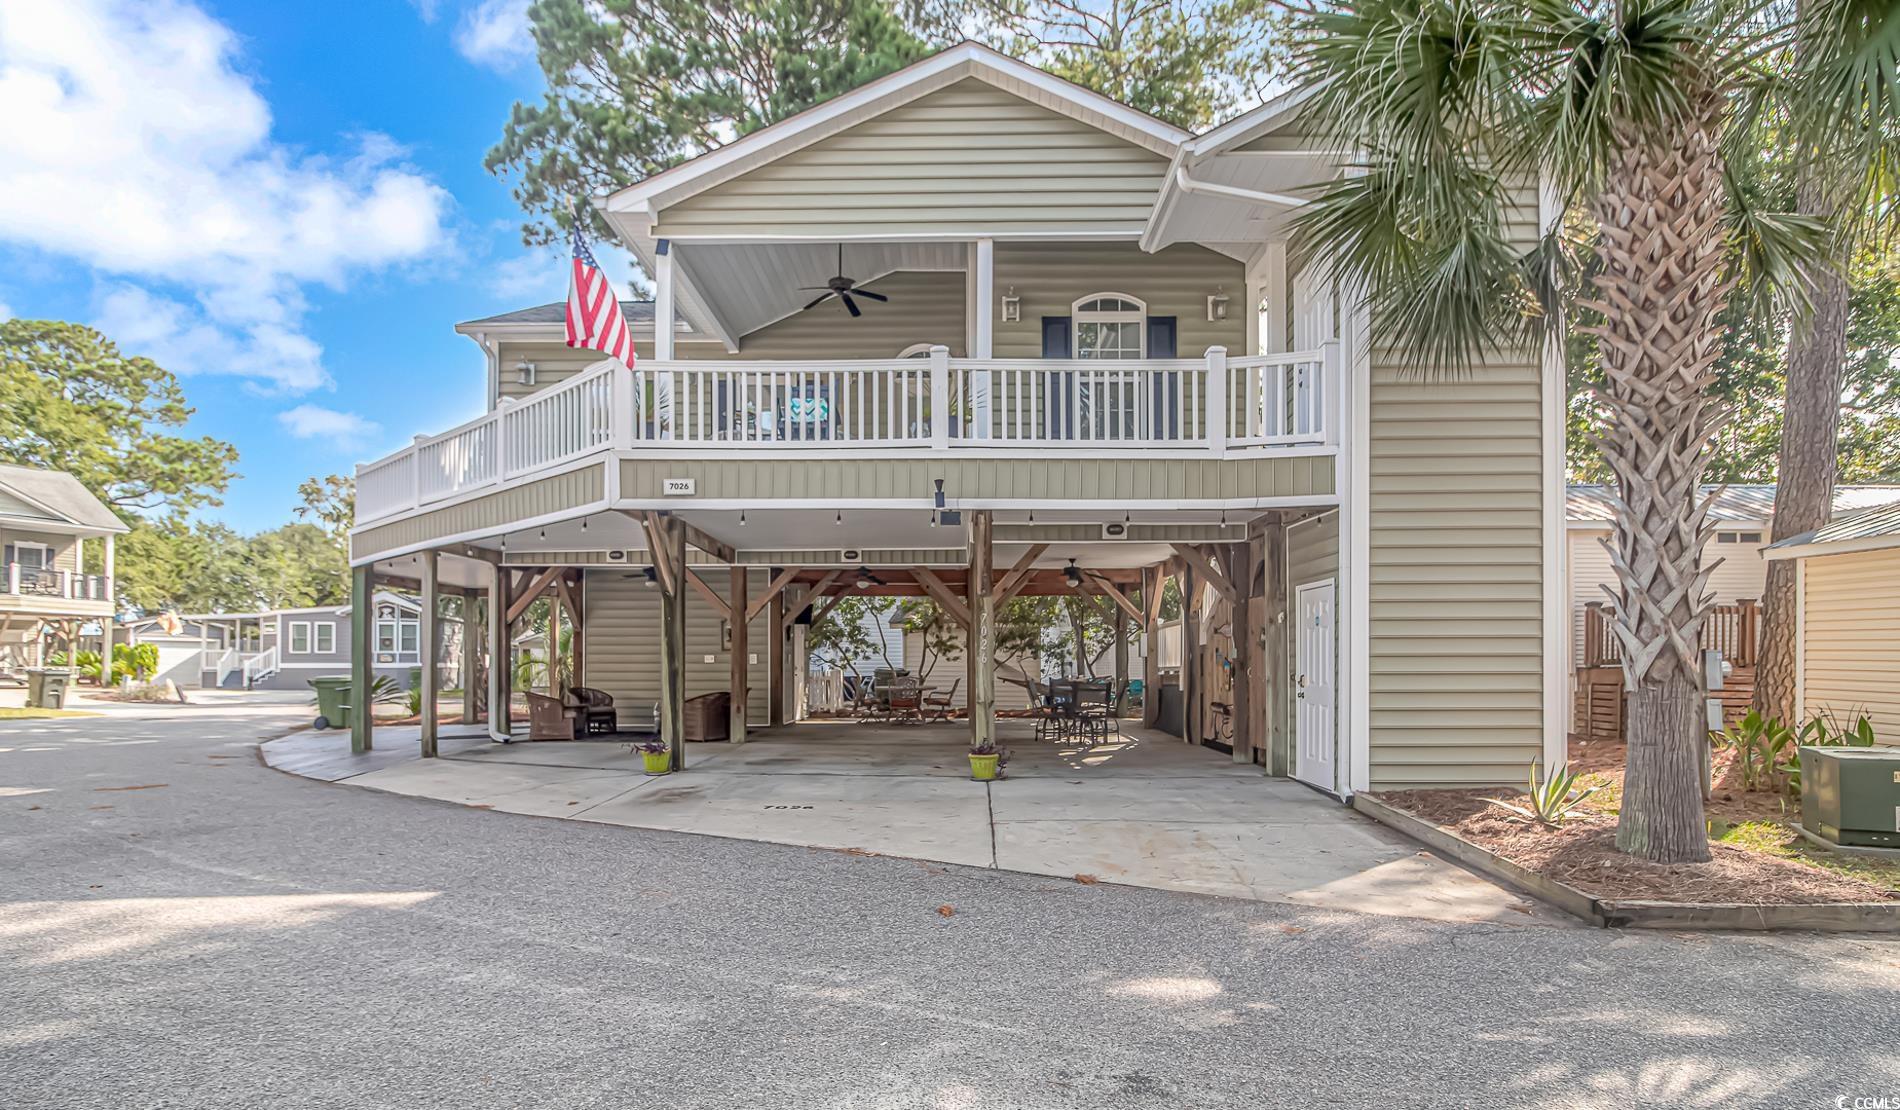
{"left": 1487, "top": 763, "right": 1605, "bottom": 827}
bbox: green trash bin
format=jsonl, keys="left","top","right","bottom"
{"left": 310, "top": 676, "right": 352, "bottom": 731}
{"left": 26, "top": 668, "right": 74, "bottom": 709}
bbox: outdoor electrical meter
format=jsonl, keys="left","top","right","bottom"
{"left": 1799, "top": 746, "right": 1900, "bottom": 848}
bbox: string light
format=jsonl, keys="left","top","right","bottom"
{"left": 740, "top": 511, "right": 747, "bottom": 526}
{"left": 835, "top": 511, "right": 843, "bottom": 526}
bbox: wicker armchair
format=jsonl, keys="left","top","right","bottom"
{"left": 567, "top": 686, "right": 617, "bottom": 735}
{"left": 524, "top": 691, "right": 578, "bottom": 741}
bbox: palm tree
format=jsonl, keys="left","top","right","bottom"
{"left": 1287, "top": 0, "right": 1894, "bottom": 862}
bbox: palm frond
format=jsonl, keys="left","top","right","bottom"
{"left": 1724, "top": 158, "right": 1837, "bottom": 316}
{"left": 1787, "top": 0, "right": 1900, "bottom": 242}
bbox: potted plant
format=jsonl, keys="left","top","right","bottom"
{"left": 633, "top": 740, "right": 672, "bottom": 775}
{"left": 968, "top": 740, "right": 1008, "bottom": 782}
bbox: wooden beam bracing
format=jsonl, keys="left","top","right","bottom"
{"left": 911, "top": 567, "right": 973, "bottom": 629}
{"left": 747, "top": 567, "right": 800, "bottom": 623}
{"left": 683, "top": 568, "right": 731, "bottom": 621}
{"left": 1171, "top": 543, "right": 1237, "bottom": 604}
{"left": 506, "top": 565, "right": 564, "bottom": 626}
{"left": 783, "top": 571, "right": 842, "bottom": 630}
{"left": 992, "top": 543, "right": 1049, "bottom": 607}
{"left": 1084, "top": 571, "right": 1145, "bottom": 625}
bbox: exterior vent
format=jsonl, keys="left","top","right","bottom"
{"left": 840, "top": 549, "right": 862, "bottom": 562}
{"left": 1101, "top": 522, "right": 1130, "bottom": 540}
{"left": 607, "top": 549, "right": 627, "bottom": 561}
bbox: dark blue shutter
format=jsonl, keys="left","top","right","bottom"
{"left": 1146, "top": 317, "right": 1179, "bottom": 439}
{"left": 1042, "top": 316, "right": 1073, "bottom": 437}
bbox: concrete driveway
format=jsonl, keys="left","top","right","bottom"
{"left": 264, "top": 719, "right": 1558, "bottom": 925}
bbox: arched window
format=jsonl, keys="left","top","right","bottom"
{"left": 1072, "top": 293, "right": 1146, "bottom": 359}
{"left": 896, "top": 342, "right": 935, "bottom": 359}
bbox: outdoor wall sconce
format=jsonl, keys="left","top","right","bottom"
{"left": 515, "top": 358, "right": 537, "bottom": 386}
{"left": 1001, "top": 287, "right": 1021, "bottom": 323}
{"left": 1206, "top": 287, "right": 1229, "bottom": 322}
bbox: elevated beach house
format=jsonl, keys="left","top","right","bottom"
{"left": 0, "top": 463, "right": 124, "bottom": 680}
{"left": 346, "top": 44, "right": 1566, "bottom": 793}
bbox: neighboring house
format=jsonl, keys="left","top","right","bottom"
{"left": 0, "top": 463, "right": 125, "bottom": 680}
{"left": 347, "top": 42, "right": 1571, "bottom": 795}
{"left": 123, "top": 592, "right": 458, "bottom": 691}
{"left": 1566, "top": 484, "right": 1900, "bottom": 737}
{"left": 1764, "top": 503, "right": 1900, "bottom": 739}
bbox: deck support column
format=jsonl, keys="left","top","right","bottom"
{"left": 349, "top": 563, "right": 374, "bottom": 754}
{"left": 547, "top": 591, "right": 563, "bottom": 697}
{"left": 658, "top": 523, "right": 688, "bottom": 770}
{"left": 729, "top": 566, "right": 748, "bottom": 744}
{"left": 969, "top": 511, "right": 995, "bottom": 749}
{"left": 488, "top": 565, "right": 512, "bottom": 741}
{"left": 1112, "top": 604, "right": 1129, "bottom": 718}
{"left": 1228, "top": 539, "right": 1261, "bottom": 765}
{"left": 1262, "top": 520, "right": 1291, "bottom": 776}
{"left": 461, "top": 593, "right": 480, "bottom": 724}
{"left": 419, "top": 550, "right": 440, "bottom": 758}
{"left": 769, "top": 572, "right": 786, "bottom": 726}
{"left": 1142, "top": 564, "right": 1165, "bottom": 730}
{"left": 1182, "top": 563, "right": 1201, "bottom": 746}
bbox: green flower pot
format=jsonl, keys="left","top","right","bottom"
{"left": 969, "top": 753, "right": 999, "bottom": 781}
{"left": 642, "top": 750, "right": 672, "bottom": 775}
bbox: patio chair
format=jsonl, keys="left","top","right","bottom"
{"left": 885, "top": 676, "right": 924, "bottom": 725}
{"left": 923, "top": 678, "right": 959, "bottom": 721}
{"left": 524, "top": 691, "right": 578, "bottom": 741}
{"left": 567, "top": 686, "right": 617, "bottom": 735}
{"left": 1073, "top": 679, "right": 1115, "bottom": 744}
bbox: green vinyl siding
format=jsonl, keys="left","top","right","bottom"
{"left": 993, "top": 242, "right": 1246, "bottom": 358}
{"left": 700, "top": 271, "right": 965, "bottom": 359}
{"left": 581, "top": 568, "right": 771, "bottom": 723}
{"left": 1366, "top": 357, "right": 1546, "bottom": 789}
{"left": 655, "top": 80, "right": 1168, "bottom": 240}
{"left": 350, "top": 464, "right": 606, "bottom": 563}
{"left": 618, "top": 455, "right": 1333, "bottom": 504}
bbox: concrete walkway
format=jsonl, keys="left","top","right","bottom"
{"left": 262, "top": 719, "right": 1565, "bottom": 926}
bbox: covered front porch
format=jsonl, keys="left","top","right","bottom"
{"left": 264, "top": 717, "right": 1551, "bottom": 924}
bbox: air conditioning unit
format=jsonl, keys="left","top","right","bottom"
{"left": 1101, "top": 522, "right": 1130, "bottom": 540}
{"left": 1800, "top": 746, "right": 1900, "bottom": 848}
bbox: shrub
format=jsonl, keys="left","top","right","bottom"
{"left": 1717, "top": 709, "right": 1797, "bottom": 793}
{"left": 1486, "top": 762, "right": 1603, "bottom": 826}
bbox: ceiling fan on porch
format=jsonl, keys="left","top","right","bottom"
{"left": 800, "top": 244, "right": 889, "bottom": 318}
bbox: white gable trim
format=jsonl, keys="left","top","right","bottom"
{"left": 599, "top": 42, "right": 1188, "bottom": 228}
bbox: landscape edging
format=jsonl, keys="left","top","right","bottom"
{"left": 1352, "top": 793, "right": 1900, "bottom": 932}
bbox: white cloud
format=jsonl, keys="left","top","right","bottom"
{"left": 455, "top": 0, "right": 534, "bottom": 70}
{"left": 277, "top": 404, "right": 383, "bottom": 449}
{"left": 408, "top": 0, "right": 443, "bottom": 22}
{"left": 487, "top": 250, "right": 566, "bottom": 302}
{"left": 0, "top": 0, "right": 452, "bottom": 392}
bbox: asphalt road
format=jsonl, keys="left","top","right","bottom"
{"left": 3, "top": 705, "right": 1897, "bottom": 1109}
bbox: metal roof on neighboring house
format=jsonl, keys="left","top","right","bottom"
{"left": 1567, "top": 483, "right": 1900, "bottom": 525}
{"left": 1765, "top": 500, "right": 1900, "bottom": 559}
{"left": 0, "top": 463, "right": 128, "bottom": 533}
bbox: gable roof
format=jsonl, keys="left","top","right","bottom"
{"left": 1567, "top": 484, "right": 1900, "bottom": 526}
{"left": 460, "top": 300, "right": 655, "bottom": 329}
{"left": 0, "top": 464, "right": 127, "bottom": 533}
{"left": 1765, "top": 501, "right": 1900, "bottom": 561}
{"left": 600, "top": 41, "right": 1190, "bottom": 230}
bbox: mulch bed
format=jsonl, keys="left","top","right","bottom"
{"left": 1374, "top": 788, "right": 1893, "bottom": 904}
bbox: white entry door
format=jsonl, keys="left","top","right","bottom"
{"left": 1293, "top": 579, "right": 1338, "bottom": 793}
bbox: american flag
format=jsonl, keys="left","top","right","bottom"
{"left": 566, "top": 221, "right": 636, "bottom": 366}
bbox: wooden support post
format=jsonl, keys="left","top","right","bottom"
{"left": 547, "top": 587, "right": 563, "bottom": 698}
{"left": 658, "top": 518, "right": 688, "bottom": 770}
{"left": 462, "top": 593, "right": 480, "bottom": 725}
{"left": 1142, "top": 565, "right": 1164, "bottom": 729}
{"left": 350, "top": 563, "right": 374, "bottom": 754}
{"left": 970, "top": 511, "right": 995, "bottom": 748}
{"left": 488, "top": 562, "right": 512, "bottom": 740}
{"left": 1227, "top": 540, "right": 1257, "bottom": 765}
{"left": 729, "top": 566, "right": 748, "bottom": 744}
{"left": 1182, "top": 563, "right": 1201, "bottom": 746}
{"left": 1113, "top": 603, "right": 1129, "bottom": 717}
{"left": 419, "top": 550, "right": 439, "bottom": 758}
{"left": 769, "top": 573, "right": 786, "bottom": 726}
{"left": 561, "top": 575, "right": 585, "bottom": 690}
{"left": 1262, "top": 520, "right": 1291, "bottom": 776}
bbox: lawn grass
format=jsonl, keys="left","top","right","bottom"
{"left": 0, "top": 706, "right": 101, "bottom": 719}
{"left": 1710, "top": 818, "right": 1900, "bottom": 895}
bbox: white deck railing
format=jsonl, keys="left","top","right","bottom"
{"left": 242, "top": 646, "right": 279, "bottom": 687}
{"left": 3, "top": 564, "right": 113, "bottom": 602}
{"left": 355, "top": 343, "right": 1341, "bottom": 524}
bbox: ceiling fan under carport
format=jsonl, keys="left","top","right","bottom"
{"left": 800, "top": 244, "right": 890, "bottom": 318}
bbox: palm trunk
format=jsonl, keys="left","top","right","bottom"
{"left": 1587, "top": 101, "right": 1730, "bottom": 864}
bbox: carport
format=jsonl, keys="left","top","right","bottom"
{"left": 266, "top": 716, "right": 1549, "bottom": 924}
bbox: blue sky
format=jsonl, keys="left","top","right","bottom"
{"left": 0, "top": 0, "right": 583, "bottom": 532}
